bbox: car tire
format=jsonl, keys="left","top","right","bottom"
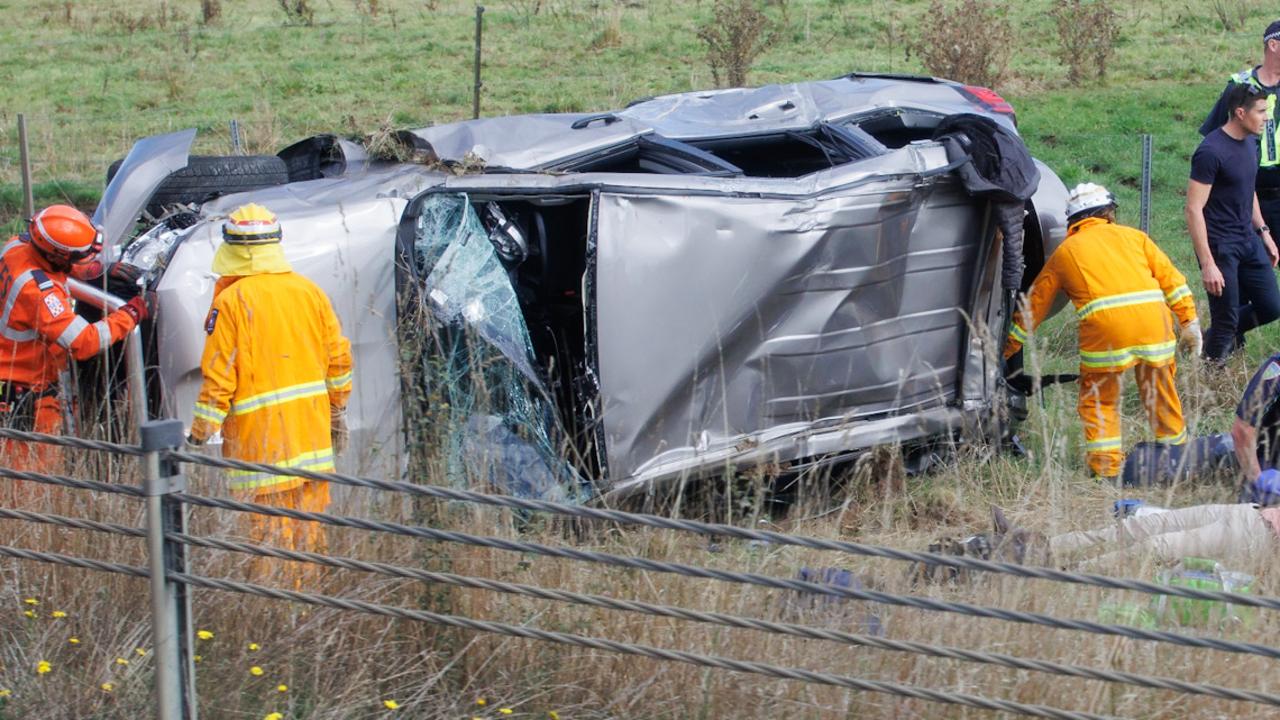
{"left": 106, "top": 155, "right": 290, "bottom": 213}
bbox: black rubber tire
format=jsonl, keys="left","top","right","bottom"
{"left": 105, "top": 155, "right": 289, "bottom": 213}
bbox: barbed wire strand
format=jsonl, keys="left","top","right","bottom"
{"left": 168, "top": 530, "right": 1280, "bottom": 708}
{"left": 171, "top": 491, "right": 1280, "bottom": 661}
{"left": 2, "top": 502, "right": 1259, "bottom": 708}
{"left": 0, "top": 543, "right": 1114, "bottom": 720}
{"left": 162, "top": 442, "right": 1280, "bottom": 609}
{"left": 0, "top": 544, "right": 149, "bottom": 579}
{"left": 0, "top": 466, "right": 145, "bottom": 497}
{"left": 0, "top": 498, "right": 1271, "bottom": 707}
{"left": 0, "top": 428, "right": 143, "bottom": 456}
{"left": 0, "top": 428, "right": 1273, "bottom": 609}
{"left": 0, "top": 430, "right": 1273, "bottom": 609}
{"left": 173, "top": 568, "right": 1116, "bottom": 720}
{"left": 0, "top": 507, "right": 145, "bottom": 538}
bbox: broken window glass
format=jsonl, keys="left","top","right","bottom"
{"left": 409, "top": 192, "right": 583, "bottom": 502}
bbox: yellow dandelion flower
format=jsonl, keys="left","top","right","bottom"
{"left": 51, "top": 611, "right": 67, "bottom": 619}
{"left": 248, "top": 642, "right": 260, "bottom": 651}
{"left": 36, "top": 661, "right": 51, "bottom": 675}
{"left": 68, "top": 638, "right": 80, "bottom": 645}
{"left": 249, "top": 666, "right": 264, "bottom": 676}
{"left": 23, "top": 610, "right": 35, "bottom": 619}
{"left": 382, "top": 699, "right": 400, "bottom": 710}
{"left": 0, "top": 689, "right": 11, "bottom": 698}
{"left": 499, "top": 710, "right": 513, "bottom": 716}
{"left": 549, "top": 712, "right": 560, "bottom": 720}
{"left": 477, "top": 699, "right": 487, "bottom": 706}
{"left": 264, "top": 714, "right": 284, "bottom": 720}
{"left": 23, "top": 598, "right": 37, "bottom": 606}
{"left": 277, "top": 684, "right": 288, "bottom": 693}
{"left": 135, "top": 648, "right": 148, "bottom": 657}
{"left": 115, "top": 657, "right": 129, "bottom": 666}
{"left": 101, "top": 683, "right": 114, "bottom": 693}
{"left": 197, "top": 630, "right": 214, "bottom": 641}
{"left": 194, "top": 655, "right": 203, "bottom": 663}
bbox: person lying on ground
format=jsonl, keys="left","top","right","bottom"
{"left": 1048, "top": 502, "right": 1280, "bottom": 569}
{"left": 920, "top": 503, "right": 1280, "bottom": 578}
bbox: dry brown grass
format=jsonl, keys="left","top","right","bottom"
{"left": 2, "top": 382, "right": 1278, "bottom": 720}
{"left": 3, "top": 307, "right": 1275, "bottom": 717}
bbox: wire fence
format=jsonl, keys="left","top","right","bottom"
{"left": 2, "top": 425, "right": 1280, "bottom": 719}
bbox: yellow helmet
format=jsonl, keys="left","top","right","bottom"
{"left": 222, "top": 203, "right": 282, "bottom": 245}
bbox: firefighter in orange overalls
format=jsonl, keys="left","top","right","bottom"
{"left": 186, "top": 204, "right": 352, "bottom": 556}
{"left": 0, "top": 205, "right": 149, "bottom": 497}
{"left": 1004, "top": 183, "right": 1202, "bottom": 480}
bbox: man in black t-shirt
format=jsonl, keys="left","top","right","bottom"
{"left": 1187, "top": 82, "right": 1280, "bottom": 361}
{"left": 1201, "top": 21, "right": 1280, "bottom": 233}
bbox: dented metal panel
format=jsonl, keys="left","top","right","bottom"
{"left": 94, "top": 129, "right": 195, "bottom": 264}
{"left": 593, "top": 164, "right": 990, "bottom": 489}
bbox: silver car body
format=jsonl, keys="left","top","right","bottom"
{"left": 99, "top": 74, "right": 1068, "bottom": 496}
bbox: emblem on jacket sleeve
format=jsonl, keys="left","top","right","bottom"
{"left": 43, "top": 294, "right": 66, "bottom": 317}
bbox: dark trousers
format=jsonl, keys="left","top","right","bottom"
{"left": 1203, "top": 239, "right": 1280, "bottom": 361}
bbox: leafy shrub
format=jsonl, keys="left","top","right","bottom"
{"left": 278, "top": 0, "right": 314, "bottom": 25}
{"left": 1209, "top": 0, "right": 1262, "bottom": 32}
{"left": 911, "top": 0, "right": 1012, "bottom": 88}
{"left": 1050, "top": 0, "right": 1121, "bottom": 84}
{"left": 696, "top": 0, "right": 772, "bottom": 88}
{"left": 201, "top": 0, "right": 221, "bottom": 24}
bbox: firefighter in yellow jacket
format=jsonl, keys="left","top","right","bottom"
{"left": 187, "top": 204, "right": 353, "bottom": 553}
{"left": 1004, "top": 183, "right": 1202, "bottom": 479}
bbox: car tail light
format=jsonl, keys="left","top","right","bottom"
{"left": 958, "top": 85, "right": 1015, "bottom": 115}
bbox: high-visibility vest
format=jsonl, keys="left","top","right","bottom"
{"left": 0, "top": 237, "right": 137, "bottom": 389}
{"left": 1004, "top": 217, "right": 1197, "bottom": 373}
{"left": 1230, "top": 69, "right": 1280, "bottom": 168}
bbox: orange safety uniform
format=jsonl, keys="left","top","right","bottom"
{"left": 0, "top": 237, "right": 139, "bottom": 483}
{"left": 1004, "top": 217, "right": 1198, "bottom": 477}
{"left": 188, "top": 271, "right": 352, "bottom": 553}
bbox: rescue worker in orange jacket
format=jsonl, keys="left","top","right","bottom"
{"left": 186, "top": 204, "right": 352, "bottom": 556}
{"left": 1004, "top": 184, "right": 1202, "bottom": 480}
{"left": 0, "top": 205, "right": 149, "bottom": 490}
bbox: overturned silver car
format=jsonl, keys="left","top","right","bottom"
{"left": 94, "top": 73, "right": 1068, "bottom": 501}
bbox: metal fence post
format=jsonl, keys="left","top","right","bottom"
{"left": 1140, "top": 133, "right": 1153, "bottom": 234}
{"left": 472, "top": 5, "right": 485, "bottom": 119}
{"left": 18, "top": 113, "right": 34, "bottom": 219}
{"left": 142, "top": 419, "right": 198, "bottom": 720}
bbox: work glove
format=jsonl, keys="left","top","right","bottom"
{"left": 119, "top": 295, "right": 150, "bottom": 325}
{"left": 1178, "top": 320, "right": 1203, "bottom": 357}
{"left": 106, "top": 262, "right": 144, "bottom": 299}
{"left": 331, "top": 408, "right": 349, "bottom": 457}
{"left": 1249, "top": 468, "right": 1280, "bottom": 506}
{"left": 185, "top": 434, "right": 205, "bottom": 448}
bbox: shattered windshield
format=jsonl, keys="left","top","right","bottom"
{"left": 408, "top": 193, "right": 583, "bottom": 502}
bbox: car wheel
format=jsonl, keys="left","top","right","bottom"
{"left": 106, "top": 155, "right": 290, "bottom": 214}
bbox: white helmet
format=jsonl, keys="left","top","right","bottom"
{"left": 1065, "top": 182, "right": 1116, "bottom": 222}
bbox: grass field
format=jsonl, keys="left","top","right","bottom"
{"left": 5, "top": 0, "right": 1280, "bottom": 717}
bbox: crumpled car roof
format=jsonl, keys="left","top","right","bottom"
{"left": 406, "top": 75, "right": 1011, "bottom": 169}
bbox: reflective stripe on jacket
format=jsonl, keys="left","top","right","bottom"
{"left": 1004, "top": 217, "right": 1197, "bottom": 373}
{"left": 189, "top": 271, "right": 353, "bottom": 493}
{"left": 1230, "top": 70, "right": 1280, "bottom": 168}
{"left": 0, "top": 237, "right": 137, "bottom": 388}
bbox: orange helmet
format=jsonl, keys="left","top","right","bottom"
{"left": 28, "top": 204, "right": 102, "bottom": 264}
